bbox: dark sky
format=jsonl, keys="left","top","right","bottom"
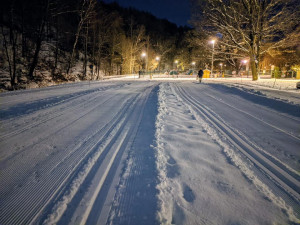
{"left": 102, "top": 0, "right": 191, "bottom": 27}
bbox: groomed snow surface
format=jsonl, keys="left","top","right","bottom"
{"left": 0, "top": 78, "right": 299, "bottom": 225}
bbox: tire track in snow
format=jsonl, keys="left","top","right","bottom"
{"left": 174, "top": 84, "right": 300, "bottom": 223}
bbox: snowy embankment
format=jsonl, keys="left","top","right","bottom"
{"left": 0, "top": 79, "right": 299, "bottom": 224}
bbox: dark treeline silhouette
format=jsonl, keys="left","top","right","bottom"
{"left": 0, "top": 0, "right": 191, "bottom": 90}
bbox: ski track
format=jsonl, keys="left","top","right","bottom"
{"left": 173, "top": 83, "right": 300, "bottom": 222}
{"left": 106, "top": 85, "right": 159, "bottom": 225}
{"left": 0, "top": 93, "right": 124, "bottom": 195}
{"left": 0, "top": 81, "right": 158, "bottom": 225}
{"left": 1, "top": 80, "right": 299, "bottom": 224}
{"left": 0, "top": 82, "right": 128, "bottom": 140}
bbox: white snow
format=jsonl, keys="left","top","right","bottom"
{"left": 0, "top": 78, "right": 299, "bottom": 224}
{"left": 154, "top": 82, "right": 299, "bottom": 224}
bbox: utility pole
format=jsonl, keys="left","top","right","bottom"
{"left": 146, "top": 35, "right": 149, "bottom": 72}
{"left": 210, "top": 39, "right": 216, "bottom": 77}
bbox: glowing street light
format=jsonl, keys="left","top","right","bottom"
{"left": 174, "top": 60, "right": 179, "bottom": 69}
{"left": 191, "top": 61, "right": 196, "bottom": 73}
{"left": 219, "top": 63, "right": 223, "bottom": 77}
{"left": 141, "top": 52, "right": 148, "bottom": 71}
{"left": 242, "top": 59, "right": 249, "bottom": 77}
{"left": 156, "top": 56, "right": 160, "bottom": 72}
{"left": 209, "top": 39, "right": 216, "bottom": 77}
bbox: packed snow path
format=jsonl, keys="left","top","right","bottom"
{"left": 0, "top": 80, "right": 299, "bottom": 224}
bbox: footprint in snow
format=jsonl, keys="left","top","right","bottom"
{"left": 182, "top": 184, "right": 196, "bottom": 203}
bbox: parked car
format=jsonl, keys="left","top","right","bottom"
{"left": 297, "top": 82, "right": 300, "bottom": 89}
{"left": 186, "top": 70, "right": 193, "bottom": 75}
{"left": 169, "top": 70, "right": 179, "bottom": 75}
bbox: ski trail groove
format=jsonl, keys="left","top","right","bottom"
{"left": 46, "top": 84, "right": 156, "bottom": 225}
{"left": 0, "top": 84, "right": 156, "bottom": 225}
{"left": 198, "top": 90, "right": 300, "bottom": 182}
{"left": 0, "top": 93, "right": 119, "bottom": 192}
{"left": 174, "top": 85, "right": 300, "bottom": 217}
{"left": 0, "top": 83, "right": 126, "bottom": 140}
{"left": 0, "top": 96, "right": 133, "bottom": 225}
{"left": 204, "top": 92, "right": 300, "bottom": 141}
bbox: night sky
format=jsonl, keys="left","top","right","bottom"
{"left": 101, "top": 0, "right": 191, "bottom": 27}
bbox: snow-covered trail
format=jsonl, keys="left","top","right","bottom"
{"left": 0, "top": 80, "right": 299, "bottom": 224}
{"left": 155, "top": 82, "right": 300, "bottom": 224}
{"left": 0, "top": 81, "right": 160, "bottom": 225}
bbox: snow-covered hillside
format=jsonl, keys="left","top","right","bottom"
{"left": 0, "top": 80, "right": 299, "bottom": 224}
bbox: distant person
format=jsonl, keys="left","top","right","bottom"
{"left": 197, "top": 69, "right": 203, "bottom": 83}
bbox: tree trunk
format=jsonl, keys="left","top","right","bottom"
{"left": 52, "top": 18, "right": 59, "bottom": 78}
{"left": 83, "top": 24, "right": 88, "bottom": 77}
{"left": 67, "top": 29, "right": 80, "bottom": 75}
{"left": 250, "top": 56, "right": 258, "bottom": 81}
{"left": 1, "top": 23, "right": 17, "bottom": 89}
{"left": 28, "top": 34, "right": 43, "bottom": 79}
{"left": 27, "top": 0, "right": 48, "bottom": 80}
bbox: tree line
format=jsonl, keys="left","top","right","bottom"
{"left": 1, "top": 0, "right": 298, "bottom": 90}
{"left": 0, "top": 0, "right": 192, "bottom": 90}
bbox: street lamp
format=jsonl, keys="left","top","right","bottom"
{"left": 174, "top": 60, "right": 178, "bottom": 69}
{"left": 174, "top": 60, "right": 179, "bottom": 78}
{"left": 156, "top": 56, "right": 160, "bottom": 73}
{"left": 191, "top": 61, "right": 196, "bottom": 74}
{"left": 242, "top": 59, "right": 248, "bottom": 77}
{"left": 141, "top": 52, "right": 147, "bottom": 71}
{"left": 210, "top": 39, "right": 216, "bottom": 77}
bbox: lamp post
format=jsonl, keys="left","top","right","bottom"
{"left": 174, "top": 60, "right": 178, "bottom": 68}
{"left": 210, "top": 39, "right": 216, "bottom": 77}
{"left": 192, "top": 61, "right": 196, "bottom": 74}
{"left": 174, "top": 60, "right": 179, "bottom": 78}
{"left": 141, "top": 52, "right": 147, "bottom": 71}
{"left": 242, "top": 59, "right": 248, "bottom": 77}
{"left": 156, "top": 56, "right": 160, "bottom": 73}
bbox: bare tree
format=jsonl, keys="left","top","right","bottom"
{"left": 121, "top": 21, "right": 145, "bottom": 74}
{"left": 1, "top": 1, "right": 19, "bottom": 89}
{"left": 66, "top": 0, "right": 96, "bottom": 75}
{"left": 27, "top": 0, "right": 50, "bottom": 79}
{"left": 192, "top": 0, "right": 299, "bottom": 80}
